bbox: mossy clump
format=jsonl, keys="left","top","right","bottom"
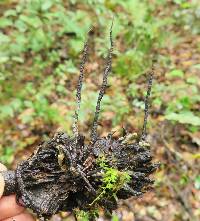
{"left": 90, "top": 155, "right": 131, "bottom": 207}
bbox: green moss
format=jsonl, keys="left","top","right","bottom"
{"left": 75, "top": 209, "right": 98, "bottom": 221}
{"left": 75, "top": 210, "right": 89, "bottom": 221}
{"left": 90, "top": 155, "right": 131, "bottom": 206}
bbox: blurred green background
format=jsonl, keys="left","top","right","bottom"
{"left": 0, "top": 0, "right": 199, "bottom": 220}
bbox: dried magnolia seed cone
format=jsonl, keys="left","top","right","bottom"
{"left": 0, "top": 132, "right": 159, "bottom": 220}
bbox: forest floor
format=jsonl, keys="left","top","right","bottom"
{"left": 0, "top": 1, "right": 199, "bottom": 221}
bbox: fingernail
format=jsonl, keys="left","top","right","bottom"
{"left": 0, "top": 163, "right": 7, "bottom": 198}
{"left": 0, "top": 174, "right": 5, "bottom": 198}
{"left": 0, "top": 163, "right": 7, "bottom": 172}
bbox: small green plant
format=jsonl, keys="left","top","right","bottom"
{"left": 75, "top": 208, "right": 99, "bottom": 221}
{"left": 75, "top": 210, "right": 89, "bottom": 221}
{"left": 90, "top": 155, "right": 131, "bottom": 206}
{"left": 112, "top": 214, "right": 120, "bottom": 221}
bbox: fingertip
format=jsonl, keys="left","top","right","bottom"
{"left": 0, "top": 195, "right": 25, "bottom": 220}
{"left": 2, "top": 212, "right": 35, "bottom": 221}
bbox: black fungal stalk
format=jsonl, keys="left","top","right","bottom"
{"left": 0, "top": 23, "right": 159, "bottom": 221}
{"left": 140, "top": 68, "right": 154, "bottom": 142}
{"left": 73, "top": 28, "right": 93, "bottom": 138}
{"left": 90, "top": 20, "right": 113, "bottom": 143}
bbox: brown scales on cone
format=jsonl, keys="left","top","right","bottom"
{"left": 0, "top": 22, "right": 159, "bottom": 221}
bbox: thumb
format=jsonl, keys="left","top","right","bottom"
{"left": 0, "top": 163, "right": 7, "bottom": 198}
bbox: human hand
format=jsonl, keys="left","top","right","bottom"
{"left": 0, "top": 163, "right": 35, "bottom": 221}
